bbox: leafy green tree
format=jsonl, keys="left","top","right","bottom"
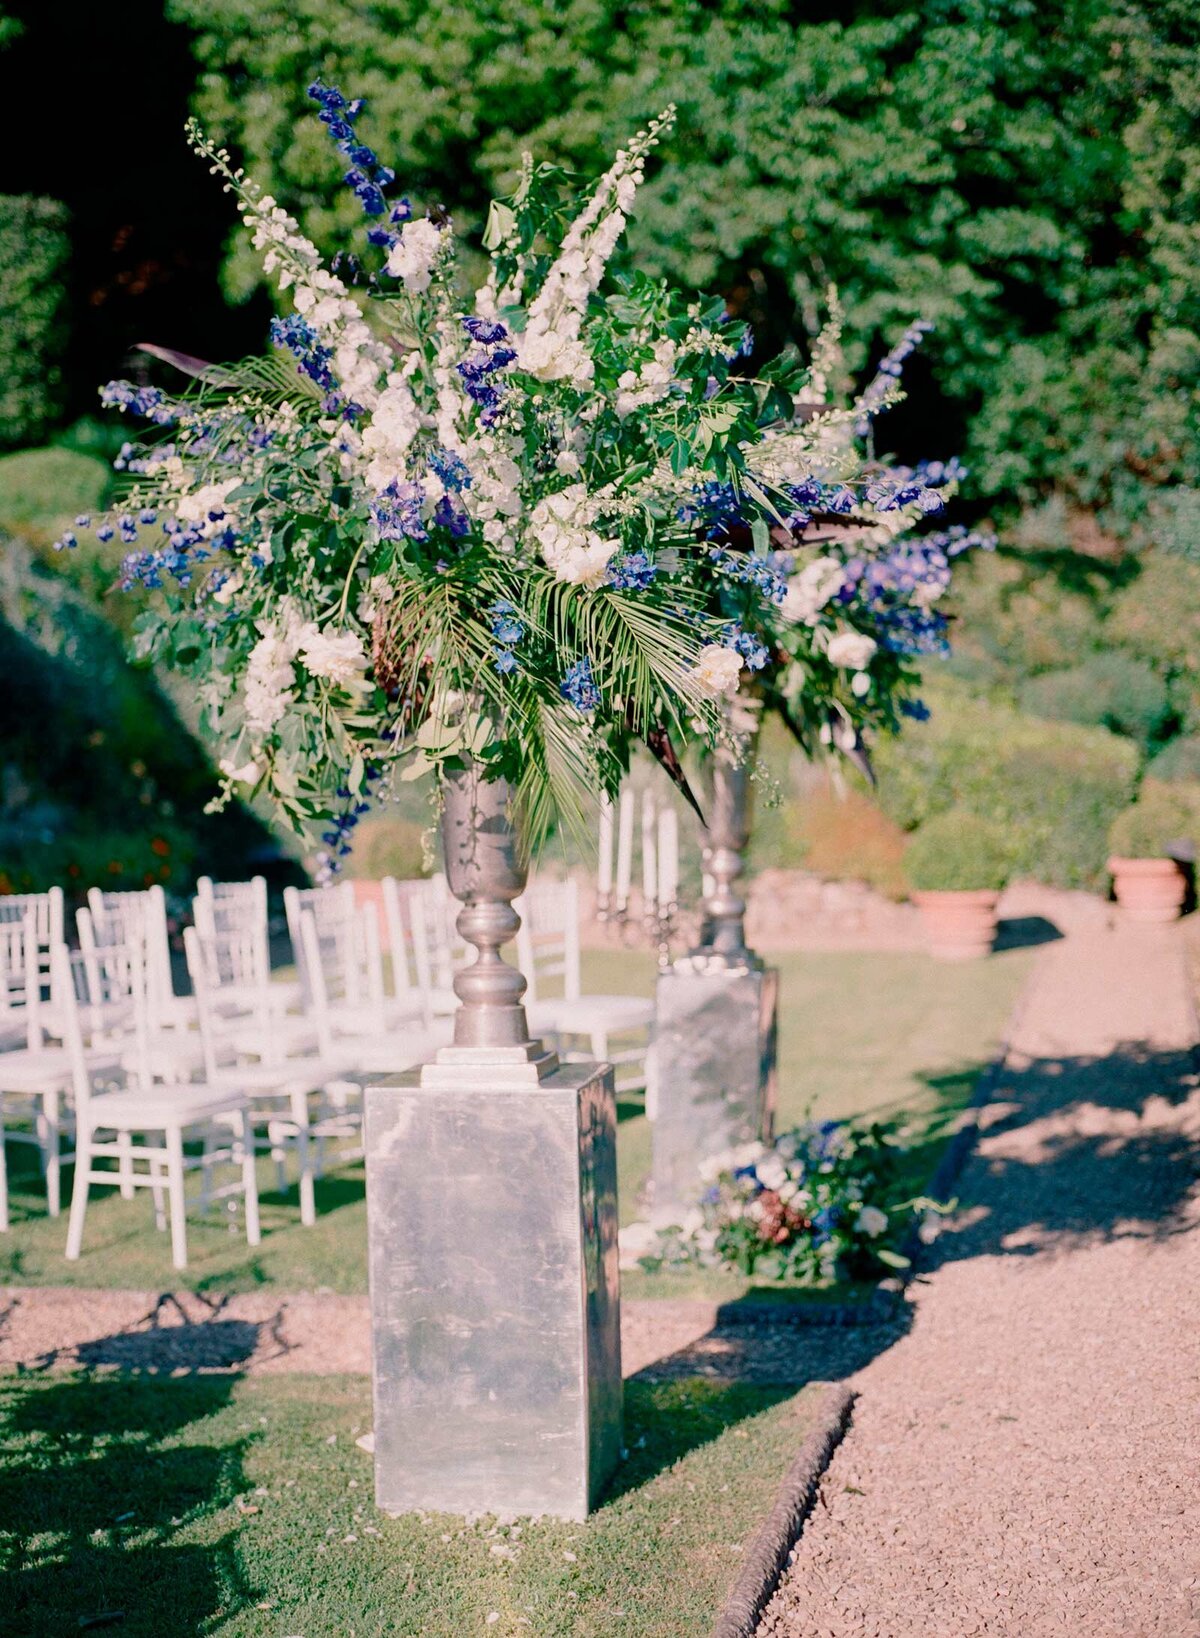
{"left": 170, "top": 0, "right": 1200, "bottom": 534}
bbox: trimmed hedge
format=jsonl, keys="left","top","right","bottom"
{"left": 0, "top": 196, "right": 69, "bottom": 448}
{"left": 874, "top": 683, "right": 1140, "bottom": 890}
{"left": 904, "top": 810, "right": 1011, "bottom": 894}
{"left": 0, "top": 447, "right": 109, "bottom": 538}
{"left": 1016, "top": 652, "right": 1173, "bottom": 750}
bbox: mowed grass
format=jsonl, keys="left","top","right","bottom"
{"left": 0, "top": 945, "right": 1032, "bottom": 1295}
{"left": 1, "top": 1370, "right": 828, "bottom": 1638}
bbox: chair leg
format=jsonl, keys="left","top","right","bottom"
{"left": 65, "top": 1131, "right": 91, "bottom": 1260}
{"left": 198, "top": 1133, "right": 216, "bottom": 1215}
{"left": 0, "top": 1109, "right": 9, "bottom": 1233}
{"left": 117, "top": 1130, "right": 135, "bottom": 1200}
{"left": 269, "top": 1122, "right": 288, "bottom": 1194}
{"left": 43, "top": 1089, "right": 61, "bottom": 1218}
{"left": 237, "top": 1110, "right": 262, "bottom": 1247}
{"left": 164, "top": 1125, "right": 188, "bottom": 1271}
{"left": 149, "top": 1154, "right": 167, "bottom": 1232}
{"left": 292, "top": 1089, "right": 315, "bottom": 1228}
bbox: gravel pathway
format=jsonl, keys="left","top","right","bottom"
{"left": 760, "top": 919, "right": 1200, "bottom": 1638}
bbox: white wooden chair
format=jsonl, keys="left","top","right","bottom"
{"left": 87, "top": 885, "right": 195, "bottom": 1031}
{"left": 62, "top": 940, "right": 261, "bottom": 1271}
{"left": 0, "top": 888, "right": 63, "bottom": 1047}
{"left": 0, "top": 913, "right": 105, "bottom": 1227}
{"left": 297, "top": 907, "right": 450, "bottom": 1076}
{"left": 195, "top": 875, "right": 301, "bottom": 1019}
{"left": 185, "top": 924, "right": 359, "bottom": 1225}
{"left": 380, "top": 876, "right": 458, "bottom": 1028}
{"left": 517, "top": 875, "right": 654, "bottom": 1092}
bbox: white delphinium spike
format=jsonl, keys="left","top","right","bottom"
{"left": 519, "top": 107, "right": 676, "bottom": 380}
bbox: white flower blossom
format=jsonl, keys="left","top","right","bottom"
{"left": 295, "top": 625, "right": 370, "bottom": 688}
{"left": 826, "top": 631, "right": 878, "bottom": 670}
{"left": 218, "top": 756, "right": 261, "bottom": 785}
{"left": 244, "top": 624, "right": 300, "bottom": 736}
{"left": 359, "top": 374, "right": 423, "bottom": 489}
{"left": 692, "top": 644, "right": 744, "bottom": 698}
{"left": 781, "top": 555, "right": 846, "bottom": 625}
{"left": 385, "top": 218, "right": 444, "bottom": 294}
{"left": 528, "top": 484, "right": 618, "bottom": 586}
{"left": 858, "top": 1205, "right": 889, "bottom": 1238}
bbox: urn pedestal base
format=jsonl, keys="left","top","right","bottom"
{"left": 649, "top": 960, "right": 778, "bottom": 1219}
{"left": 364, "top": 1052, "right": 622, "bottom": 1522}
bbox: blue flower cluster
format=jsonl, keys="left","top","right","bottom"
{"left": 723, "top": 624, "right": 770, "bottom": 671}
{"left": 606, "top": 551, "right": 657, "bottom": 591}
{"left": 371, "top": 480, "right": 428, "bottom": 543}
{"left": 456, "top": 317, "right": 516, "bottom": 428}
{"left": 270, "top": 314, "right": 336, "bottom": 393}
{"left": 864, "top": 477, "right": 946, "bottom": 515}
{"left": 560, "top": 657, "right": 600, "bottom": 713}
{"left": 307, "top": 82, "right": 395, "bottom": 218}
{"left": 900, "top": 698, "right": 931, "bottom": 721}
{"left": 99, "top": 381, "right": 177, "bottom": 427}
{"left": 679, "top": 479, "right": 740, "bottom": 535}
{"left": 707, "top": 546, "right": 788, "bottom": 606}
{"left": 428, "top": 447, "right": 472, "bottom": 492}
{"left": 854, "top": 318, "right": 934, "bottom": 434}
{"left": 115, "top": 512, "right": 237, "bottom": 591}
{"left": 490, "top": 599, "right": 524, "bottom": 674}
{"left": 923, "top": 524, "right": 997, "bottom": 558}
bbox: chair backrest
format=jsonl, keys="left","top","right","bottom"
{"left": 297, "top": 903, "right": 385, "bottom": 1056}
{"left": 0, "top": 887, "right": 64, "bottom": 947}
{"left": 194, "top": 875, "right": 268, "bottom": 941}
{"left": 381, "top": 877, "right": 443, "bottom": 1026}
{"left": 515, "top": 876, "right": 582, "bottom": 1004}
{"left": 184, "top": 923, "right": 273, "bottom": 1079}
{"left": 0, "top": 911, "right": 42, "bottom": 1048}
{"left": 284, "top": 882, "right": 357, "bottom": 1005}
{"left": 52, "top": 937, "right": 151, "bottom": 1108}
{"left": 86, "top": 885, "right": 176, "bottom": 1015}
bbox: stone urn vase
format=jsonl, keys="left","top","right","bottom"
{"left": 1106, "top": 856, "right": 1186, "bottom": 924}
{"left": 911, "top": 889, "right": 1001, "bottom": 961}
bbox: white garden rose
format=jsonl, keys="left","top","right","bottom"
{"left": 692, "top": 643, "right": 744, "bottom": 698}
{"left": 756, "top": 1154, "right": 789, "bottom": 1191}
{"left": 858, "top": 1205, "right": 889, "bottom": 1238}
{"left": 529, "top": 485, "right": 617, "bottom": 586}
{"left": 826, "top": 630, "right": 878, "bottom": 670}
{"left": 295, "top": 625, "right": 370, "bottom": 688}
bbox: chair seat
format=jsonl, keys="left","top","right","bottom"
{"left": 85, "top": 1083, "right": 248, "bottom": 1130}
{"left": 527, "top": 994, "right": 655, "bottom": 1036}
{"left": 0, "top": 1046, "right": 121, "bottom": 1092}
{"left": 328, "top": 1020, "right": 451, "bottom": 1076}
{"left": 119, "top": 1036, "right": 208, "bottom": 1082}
{"left": 209, "top": 1058, "right": 345, "bottom": 1095}
{"left": 224, "top": 1016, "right": 320, "bottom": 1060}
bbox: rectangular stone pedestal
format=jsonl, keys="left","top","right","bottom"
{"left": 364, "top": 1060, "right": 622, "bottom": 1521}
{"left": 651, "top": 963, "right": 778, "bottom": 1217}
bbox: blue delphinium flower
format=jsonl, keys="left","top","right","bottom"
{"left": 679, "top": 478, "right": 740, "bottom": 535}
{"left": 429, "top": 447, "right": 472, "bottom": 492}
{"left": 725, "top": 625, "right": 770, "bottom": 671}
{"left": 371, "top": 480, "right": 428, "bottom": 542}
{"left": 606, "top": 551, "right": 657, "bottom": 591}
{"left": 490, "top": 600, "right": 525, "bottom": 646}
{"left": 560, "top": 657, "right": 601, "bottom": 713}
{"left": 493, "top": 647, "right": 519, "bottom": 675}
{"left": 99, "top": 380, "right": 177, "bottom": 426}
{"left": 708, "top": 546, "right": 788, "bottom": 606}
{"left": 270, "top": 314, "right": 337, "bottom": 392}
{"left": 433, "top": 493, "right": 469, "bottom": 537}
{"left": 462, "top": 315, "right": 508, "bottom": 345}
{"left": 900, "top": 698, "right": 931, "bottom": 721}
{"left": 307, "top": 82, "right": 394, "bottom": 219}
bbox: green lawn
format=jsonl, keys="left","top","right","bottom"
{"left": 0, "top": 946, "right": 1032, "bottom": 1294}
{"left": 2, "top": 1370, "right": 828, "bottom": 1638}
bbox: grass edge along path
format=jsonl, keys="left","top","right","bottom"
{"left": 2, "top": 1370, "right": 837, "bottom": 1638}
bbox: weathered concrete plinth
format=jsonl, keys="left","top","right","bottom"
{"left": 364, "top": 1048, "right": 622, "bottom": 1521}
{"left": 650, "top": 959, "right": 778, "bottom": 1218}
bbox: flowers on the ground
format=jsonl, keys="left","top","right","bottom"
{"left": 632, "top": 1119, "right": 949, "bottom": 1284}
{"left": 69, "top": 83, "right": 987, "bottom": 860}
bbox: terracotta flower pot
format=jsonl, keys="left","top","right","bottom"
{"left": 1106, "top": 856, "right": 1186, "bottom": 924}
{"left": 911, "top": 889, "right": 1001, "bottom": 961}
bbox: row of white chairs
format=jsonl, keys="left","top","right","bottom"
{"left": 0, "top": 871, "right": 653, "bottom": 1267}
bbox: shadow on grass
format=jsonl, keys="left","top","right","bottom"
{"left": 994, "top": 914, "right": 1063, "bottom": 952}
{"left": 2, "top": 1374, "right": 253, "bottom": 1637}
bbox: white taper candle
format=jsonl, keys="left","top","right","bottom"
{"left": 615, "top": 790, "right": 634, "bottom": 911}
{"left": 597, "top": 793, "right": 614, "bottom": 897}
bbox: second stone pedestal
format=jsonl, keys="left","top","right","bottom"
{"left": 650, "top": 960, "right": 778, "bottom": 1218}
{"left": 364, "top": 1049, "right": 622, "bottom": 1522}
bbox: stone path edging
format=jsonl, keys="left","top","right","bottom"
{"left": 711, "top": 1382, "right": 855, "bottom": 1638}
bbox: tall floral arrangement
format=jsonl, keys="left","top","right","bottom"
{"left": 64, "top": 87, "right": 989, "bottom": 868}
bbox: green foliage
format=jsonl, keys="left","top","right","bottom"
{"left": 0, "top": 197, "right": 70, "bottom": 448}
{"left": 170, "top": 0, "right": 1200, "bottom": 534}
{"left": 1016, "top": 653, "right": 1172, "bottom": 750}
{"left": 904, "top": 809, "right": 1011, "bottom": 893}
{"left": 0, "top": 447, "right": 109, "bottom": 541}
{"left": 1107, "top": 777, "right": 1200, "bottom": 859}
{"left": 0, "top": 536, "right": 273, "bottom": 897}
{"left": 1149, "top": 735, "right": 1200, "bottom": 783}
{"left": 874, "top": 682, "right": 1140, "bottom": 889}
